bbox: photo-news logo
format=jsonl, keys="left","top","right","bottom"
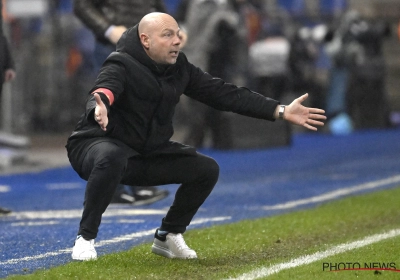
{"left": 323, "top": 262, "right": 400, "bottom": 273}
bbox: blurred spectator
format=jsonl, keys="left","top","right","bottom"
{"left": 0, "top": 1, "right": 16, "bottom": 215}
{"left": 246, "top": 6, "right": 294, "bottom": 139}
{"left": 325, "top": 10, "right": 391, "bottom": 133}
{"left": 73, "top": 0, "right": 168, "bottom": 70}
{"left": 177, "top": 0, "right": 249, "bottom": 149}
{"left": 249, "top": 22, "right": 290, "bottom": 101}
{"left": 65, "top": 18, "right": 97, "bottom": 127}
{"left": 324, "top": 10, "right": 361, "bottom": 134}
{"left": 288, "top": 24, "right": 326, "bottom": 110}
{"left": 73, "top": 0, "right": 169, "bottom": 206}
{"left": 345, "top": 14, "right": 391, "bottom": 129}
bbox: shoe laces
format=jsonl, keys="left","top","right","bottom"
{"left": 169, "top": 233, "right": 190, "bottom": 250}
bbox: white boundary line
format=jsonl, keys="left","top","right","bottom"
{"left": 0, "top": 216, "right": 231, "bottom": 265}
{"left": 0, "top": 185, "right": 10, "bottom": 192}
{"left": 263, "top": 175, "right": 400, "bottom": 210}
{"left": 228, "top": 228, "right": 400, "bottom": 280}
{"left": 8, "top": 208, "right": 167, "bottom": 220}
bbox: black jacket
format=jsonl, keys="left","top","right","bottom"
{"left": 67, "top": 25, "right": 279, "bottom": 155}
{"left": 73, "top": 0, "right": 167, "bottom": 44}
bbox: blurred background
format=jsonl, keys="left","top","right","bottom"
{"left": 1, "top": 0, "right": 400, "bottom": 167}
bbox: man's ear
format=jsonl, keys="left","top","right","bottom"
{"left": 140, "top": 33, "right": 150, "bottom": 49}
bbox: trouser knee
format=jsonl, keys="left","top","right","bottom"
{"left": 94, "top": 155, "right": 127, "bottom": 176}
{"left": 195, "top": 156, "right": 220, "bottom": 186}
{"left": 82, "top": 145, "right": 129, "bottom": 180}
{"left": 206, "top": 158, "right": 220, "bottom": 183}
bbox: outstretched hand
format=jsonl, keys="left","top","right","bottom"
{"left": 93, "top": 93, "right": 108, "bottom": 131}
{"left": 284, "top": 93, "right": 326, "bottom": 131}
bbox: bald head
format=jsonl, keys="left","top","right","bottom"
{"left": 139, "top": 13, "right": 170, "bottom": 34}
{"left": 138, "top": 13, "right": 182, "bottom": 64}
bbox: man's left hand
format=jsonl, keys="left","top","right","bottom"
{"left": 281, "top": 93, "right": 326, "bottom": 131}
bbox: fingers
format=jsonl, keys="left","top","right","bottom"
{"left": 302, "top": 113, "right": 326, "bottom": 131}
{"left": 94, "top": 113, "right": 105, "bottom": 129}
{"left": 304, "top": 123, "right": 318, "bottom": 131}
{"left": 309, "top": 108, "right": 325, "bottom": 114}
{"left": 94, "top": 93, "right": 107, "bottom": 131}
{"left": 302, "top": 119, "right": 323, "bottom": 131}
{"left": 296, "top": 93, "right": 309, "bottom": 103}
{"left": 309, "top": 113, "right": 327, "bottom": 120}
{"left": 96, "top": 118, "right": 107, "bottom": 131}
{"left": 95, "top": 113, "right": 107, "bottom": 131}
{"left": 98, "top": 123, "right": 107, "bottom": 131}
{"left": 307, "top": 119, "right": 325, "bottom": 127}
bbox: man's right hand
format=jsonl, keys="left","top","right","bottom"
{"left": 93, "top": 93, "right": 108, "bottom": 131}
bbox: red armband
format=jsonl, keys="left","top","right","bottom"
{"left": 92, "top": 88, "right": 115, "bottom": 105}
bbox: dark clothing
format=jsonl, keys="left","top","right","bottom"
{"left": 67, "top": 25, "right": 278, "bottom": 154}
{"left": 73, "top": 0, "right": 167, "bottom": 45}
{"left": 345, "top": 19, "right": 390, "bottom": 128}
{"left": 0, "top": 2, "right": 14, "bottom": 95}
{"left": 66, "top": 24, "right": 279, "bottom": 238}
{"left": 71, "top": 138, "right": 218, "bottom": 238}
{"left": 73, "top": 0, "right": 170, "bottom": 202}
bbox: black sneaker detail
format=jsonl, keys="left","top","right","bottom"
{"left": 111, "top": 185, "right": 135, "bottom": 204}
{"left": 154, "top": 229, "right": 168, "bottom": 241}
{"left": 132, "top": 187, "right": 169, "bottom": 206}
{"left": 111, "top": 186, "right": 169, "bottom": 206}
{"left": 0, "top": 207, "right": 11, "bottom": 215}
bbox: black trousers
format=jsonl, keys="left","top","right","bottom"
{"left": 67, "top": 139, "right": 219, "bottom": 239}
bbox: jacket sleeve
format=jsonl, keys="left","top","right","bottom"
{"left": 85, "top": 61, "right": 127, "bottom": 119}
{"left": 73, "top": 0, "right": 111, "bottom": 41}
{"left": 183, "top": 60, "right": 279, "bottom": 121}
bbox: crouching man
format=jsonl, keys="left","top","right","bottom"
{"left": 66, "top": 12, "right": 326, "bottom": 260}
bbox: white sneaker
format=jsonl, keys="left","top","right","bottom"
{"left": 71, "top": 235, "right": 97, "bottom": 261}
{"left": 152, "top": 232, "right": 197, "bottom": 259}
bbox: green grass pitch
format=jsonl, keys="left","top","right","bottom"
{"left": 6, "top": 186, "right": 400, "bottom": 280}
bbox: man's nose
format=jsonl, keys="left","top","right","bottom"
{"left": 174, "top": 35, "right": 181, "bottom": 45}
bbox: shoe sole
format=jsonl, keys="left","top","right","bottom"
{"left": 151, "top": 243, "right": 175, "bottom": 258}
{"left": 71, "top": 254, "right": 97, "bottom": 261}
{"left": 151, "top": 244, "right": 197, "bottom": 259}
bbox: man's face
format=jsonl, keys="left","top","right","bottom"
{"left": 145, "top": 16, "right": 181, "bottom": 64}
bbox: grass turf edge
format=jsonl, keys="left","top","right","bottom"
{"left": 6, "top": 186, "right": 400, "bottom": 280}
